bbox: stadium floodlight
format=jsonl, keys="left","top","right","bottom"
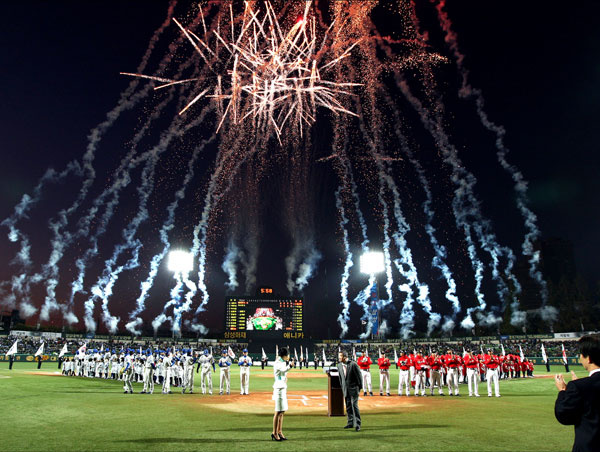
{"left": 168, "top": 250, "right": 194, "bottom": 274}
{"left": 360, "top": 251, "right": 385, "bottom": 275}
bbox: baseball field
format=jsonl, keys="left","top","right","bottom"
{"left": 0, "top": 362, "right": 579, "bottom": 452}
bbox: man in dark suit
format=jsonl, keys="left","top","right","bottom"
{"left": 554, "top": 334, "right": 600, "bottom": 452}
{"left": 337, "top": 350, "right": 363, "bottom": 431}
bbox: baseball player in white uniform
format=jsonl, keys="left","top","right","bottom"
{"left": 182, "top": 350, "right": 196, "bottom": 394}
{"left": 218, "top": 349, "right": 232, "bottom": 395}
{"left": 198, "top": 349, "right": 215, "bottom": 395}
{"left": 238, "top": 349, "right": 253, "bottom": 395}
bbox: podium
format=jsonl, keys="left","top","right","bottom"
{"left": 326, "top": 369, "right": 344, "bottom": 416}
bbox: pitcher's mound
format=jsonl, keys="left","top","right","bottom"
{"left": 200, "top": 390, "right": 425, "bottom": 413}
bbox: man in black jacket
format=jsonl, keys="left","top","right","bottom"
{"left": 554, "top": 334, "right": 600, "bottom": 452}
{"left": 337, "top": 351, "right": 363, "bottom": 431}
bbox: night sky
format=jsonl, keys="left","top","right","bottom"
{"left": 1, "top": 1, "right": 598, "bottom": 337}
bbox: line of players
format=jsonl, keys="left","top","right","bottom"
{"left": 357, "top": 349, "right": 535, "bottom": 398}
{"left": 60, "top": 347, "right": 254, "bottom": 395}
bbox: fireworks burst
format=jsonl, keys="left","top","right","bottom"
{"left": 122, "top": 1, "right": 362, "bottom": 143}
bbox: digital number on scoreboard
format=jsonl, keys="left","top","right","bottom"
{"left": 225, "top": 296, "right": 303, "bottom": 335}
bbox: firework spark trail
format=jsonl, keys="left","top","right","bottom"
{"left": 33, "top": 3, "right": 179, "bottom": 324}
{"left": 395, "top": 1, "right": 460, "bottom": 333}
{"left": 125, "top": 135, "right": 215, "bottom": 335}
{"left": 384, "top": 173, "right": 441, "bottom": 336}
{"left": 65, "top": 19, "right": 213, "bottom": 320}
{"left": 152, "top": 272, "right": 196, "bottom": 336}
{"left": 433, "top": 0, "right": 547, "bottom": 320}
{"left": 352, "top": 79, "right": 431, "bottom": 338}
{"left": 0, "top": 163, "right": 81, "bottom": 317}
{"left": 356, "top": 274, "right": 377, "bottom": 339}
{"left": 1, "top": 162, "right": 82, "bottom": 269}
{"left": 84, "top": 105, "right": 207, "bottom": 333}
{"left": 387, "top": 107, "right": 460, "bottom": 331}
{"left": 334, "top": 186, "right": 353, "bottom": 337}
{"left": 95, "top": 109, "right": 212, "bottom": 333}
{"left": 127, "top": 1, "right": 361, "bottom": 142}
{"left": 396, "top": 75, "right": 522, "bottom": 329}
{"left": 66, "top": 81, "right": 184, "bottom": 326}
{"left": 340, "top": 8, "right": 442, "bottom": 338}
{"left": 188, "top": 130, "right": 267, "bottom": 333}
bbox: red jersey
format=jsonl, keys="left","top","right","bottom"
{"left": 357, "top": 356, "right": 372, "bottom": 370}
{"left": 413, "top": 355, "right": 426, "bottom": 371}
{"left": 465, "top": 355, "right": 480, "bottom": 369}
{"left": 484, "top": 354, "right": 500, "bottom": 369}
{"left": 377, "top": 357, "right": 391, "bottom": 370}
{"left": 397, "top": 355, "right": 412, "bottom": 370}
{"left": 444, "top": 354, "right": 461, "bottom": 368}
{"left": 428, "top": 356, "right": 444, "bottom": 371}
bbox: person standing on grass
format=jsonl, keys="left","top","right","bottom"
{"left": 238, "top": 349, "right": 253, "bottom": 395}
{"left": 484, "top": 350, "right": 501, "bottom": 397}
{"left": 338, "top": 350, "right": 363, "bottom": 432}
{"left": 272, "top": 347, "right": 293, "bottom": 441}
{"left": 377, "top": 352, "right": 391, "bottom": 396}
{"left": 218, "top": 349, "right": 232, "bottom": 395}
{"left": 555, "top": 334, "right": 600, "bottom": 452}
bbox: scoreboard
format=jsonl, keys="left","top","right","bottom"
{"left": 225, "top": 291, "right": 303, "bottom": 338}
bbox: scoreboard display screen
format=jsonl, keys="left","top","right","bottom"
{"left": 225, "top": 296, "right": 303, "bottom": 337}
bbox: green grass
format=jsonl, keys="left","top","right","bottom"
{"left": 0, "top": 363, "right": 582, "bottom": 452}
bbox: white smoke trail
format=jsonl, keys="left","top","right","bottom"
{"left": 396, "top": 76, "right": 524, "bottom": 330}
{"left": 84, "top": 119, "right": 185, "bottom": 332}
{"left": 125, "top": 136, "right": 215, "bottom": 335}
{"left": 189, "top": 129, "right": 268, "bottom": 331}
{"left": 386, "top": 102, "right": 461, "bottom": 321}
{"left": 334, "top": 187, "right": 353, "bottom": 337}
{"left": 242, "top": 235, "right": 259, "bottom": 294}
{"left": 294, "top": 247, "right": 322, "bottom": 292}
{"left": 34, "top": 3, "right": 179, "bottom": 323}
{"left": 1, "top": 162, "right": 82, "bottom": 270}
{"left": 433, "top": 0, "right": 547, "bottom": 318}
{"left": 66, "top": 79, "right": 184, "bottom": 324}
{"left": 222, "top": 239, "right": 241, "bottom": 292}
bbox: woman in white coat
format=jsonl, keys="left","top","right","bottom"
{"left": 272, "top": 347, "right": 293, "bottom": 441}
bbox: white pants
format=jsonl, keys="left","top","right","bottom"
{"left": 143, "top": 368, "right": 154, "bottom": 393}
{"left": 466, "top": 368, "right": 480, "bottom": 396}
{"left": 379, "top": 370, "right": 390, "bottom": 394}
{"left": 220, "top": 368, "right": 230, "bottom": 394}
{"left": 163, "top": 369, "right": 171, "bottom": 393}
{"left": 184, "top": 368, "right": 194, "bottom": 392}
{"left": 414, "top": 370, "right": 426, "bottom": 395}
{"left": 201, "top": 368, "right": 213, "bottom": 394}
{"left": 361, "top": 369, "right": 372, "bottom": 393}
{"left": 486, "top": 368, "right": 500, "bottom": 396}
{"left": 447, "top": 368, "right": 459, "bottom": 395}
{"left": 123, "top": 370, "right": 133, "bottom": 392}
{"left": 398, "top": 370, "right": 410, "bottom": 395}
{"left": 240, "top": 368, "right": 250, "bottom": 394}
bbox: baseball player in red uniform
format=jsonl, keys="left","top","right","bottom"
{"left": 464, "top": 351, "right": 481, "bottom": 397}
{"left": 444, "top": 350, "right": 461, "bottom": 396}
{"left": 377, "top": 353, "right": 391, "bottom": 396}
{"left": 397, "top": 352, "right": 413, "bottom": 396}
{"left": 357, "top": 352, "right": 373, "bottom": 396}
{"left": 428, "top": 352, "right": 445, "bottom": 396}
{"left": 413, "top": 353, "right": 428, "bottom": 396}
{"left": 484, "top": 350, "right": 501, "bottom": 397}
